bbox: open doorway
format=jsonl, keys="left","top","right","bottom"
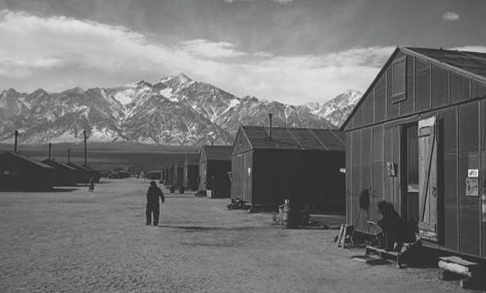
{"left": 401, "top": 123, "right": 419, "bottom": 223}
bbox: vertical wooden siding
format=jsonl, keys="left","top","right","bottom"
{"left": 482, "top": 99, "right": 486, "bottom": 258}
{"left": 345, "top": 132, "right": 353, "bottom": 224}
{"left": 199, "top": 160, "right": 208, "bottom": 191}
{"left": 372, "top": 125, "right": 385, "bottom": 221}
{"left": 350, "top": 129, "right": 363, "bottom": 230}
{"left": 361, "top": 128, "right": 372, "bottom": 228}
{"left": 231, "top": 129, "right": 254, "bottom": 202}
{"left": 248, "top": 149, "right": 345, "bottom": 209}
{"left": 230, "top": 152, "right": 253, "bottom": 202}
{"left": 440, "top": 107, "right": 458, "bottom": 251}
{"left": 458, "top": 102, "right": 480, "bottom": 256}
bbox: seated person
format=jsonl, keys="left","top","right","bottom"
{"left": 376, "top": 200, "right": 417, "bottom": 251}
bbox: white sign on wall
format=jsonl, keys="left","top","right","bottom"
{"left": 468, "top": 169, "right": 479, "bottom": 178}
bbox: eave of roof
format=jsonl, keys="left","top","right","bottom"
{"left": 340, "top": 46, "right": 486, "bottom": 131}
{"left": 2, "top": 152, "right": 54, "bottom": 169}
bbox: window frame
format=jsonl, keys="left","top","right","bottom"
{"left": 391, "top": 56, "right": 407, "bottom": 103}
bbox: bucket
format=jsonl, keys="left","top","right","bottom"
{"left": 283, "top": 203, "right": 300, "bottom": 228}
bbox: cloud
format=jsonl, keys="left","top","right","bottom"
{"left": 215, "top": 46, "right": 393, "bottom": 104}
{"left": 0, "top": 10, "right": 178, "bottom": 87}
{"left": 223, "top": 0, "right": 253, "bottom": 3}
{"left": 270, "top": 0, "right": 294, "bottom": 3}
{"left": 224, "top": 0, "right": 294, "bottom": 3}
{"left": 0, "top": 9, "right": 394, "bottom": 104}
{"left": 451, "top": 45, "right": 486, "bottom": 53}
{"left": 180, "top": 39, "right": 247, "bottom": 59}
{"left": 442, "top": 11, "right": 459, "bottom": 21}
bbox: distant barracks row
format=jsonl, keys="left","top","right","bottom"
{"left": 0, "top": 152, "right": 100, "bottom": 190}
{"left": 2, "top": 47, "right": 485, "bottom": 264}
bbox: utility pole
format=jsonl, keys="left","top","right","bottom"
{"left": 83, "top": 130, "right": 87, "bottom": 167}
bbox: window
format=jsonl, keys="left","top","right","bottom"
{"left": 392, "top": 56, "right": 406, "bottom": 101}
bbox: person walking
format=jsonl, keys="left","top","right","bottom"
{"left": 88, "top": 177, "right": 95, "bottom": 193}
{"left": 146, "top": 180, "right": 165, "bottom": 226}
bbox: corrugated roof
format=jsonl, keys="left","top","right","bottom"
{"left": 241, "top": 126, "right": 344, "bottom": 151}
{"left": 66, "top": 162, "right": 91, "bottom": 172}
{"left": 1, "top": 152, "right": 54, "bottom": 169}
{"left": 202, "top": 145, "right": 231, "bottom": 160}
{"left": 404, "top": 47, "right": 486, "bottom": 82}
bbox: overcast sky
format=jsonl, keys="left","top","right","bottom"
{"left": 0, "top": 0, "right": 485, "bottom": 105}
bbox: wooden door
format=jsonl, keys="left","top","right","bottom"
{"left": 418, "top": 116, "right": 438, "bottom": 241}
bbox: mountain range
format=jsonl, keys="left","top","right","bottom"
{"left": 0, "top": 74, "right": 361, "bottom": 145}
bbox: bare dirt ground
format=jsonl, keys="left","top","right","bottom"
{"left": 0, "top": 178, "right": 475, "bottom": 293}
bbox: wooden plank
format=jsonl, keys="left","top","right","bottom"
{"left": 438, "top": 260, "right": 473, "bottom": 278}
{"left": 418, "top": 116, "right": 438, "bottom": 241}
{"left": 337, "top": 225, "right": 345, "bottom": 247}
{"left": 439, "top": 256, "right": 480, "bottom": 267}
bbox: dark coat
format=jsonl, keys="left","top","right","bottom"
{"left": 147, "top": 185, "right": 165, "bottom": 206}
{"left": 377, "top": 201, "right": 416, "bottom": 250}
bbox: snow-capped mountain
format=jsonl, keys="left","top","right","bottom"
{"left": 307, "top": 90, "right": 362, "bottom": 127}
{"left": 0, "top": 74, "right": 341, "bottom": 145}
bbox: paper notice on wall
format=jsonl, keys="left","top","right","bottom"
{"left": 483, "top": 181, "right": 486, "bottom": 222}
{"left": 483, "top": 194, "right": 486, "bottom": 223}
{"left": 466, "top": 178, "right": 479, "bottom": 196}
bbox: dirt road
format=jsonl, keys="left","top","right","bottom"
{"left": 0, "top": 178, "right": 468, "bottom": 292}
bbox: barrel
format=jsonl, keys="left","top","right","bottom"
{"left": 283, "top": 203, "right": 300, "bottom": 228}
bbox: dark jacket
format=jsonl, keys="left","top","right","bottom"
{"left": 147, "top": 185, "right": 165, "bottom": 206}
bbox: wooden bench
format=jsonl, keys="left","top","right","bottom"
{"left": 365, "top": 240, "right": 422, "bottom": 269}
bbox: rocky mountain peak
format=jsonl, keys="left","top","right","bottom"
{"left": 309, "top": 89, "right": 362, "bottom": 127}
{"left": 329, "top": 89, "right": 362, "bottom": 105}
{"left": 157, "top": 73, "right": 192, "bottom": 86}
{"left": 0, "top": 75, "right": 349, "bottom": 145}
{"left": 132, "top": 80, "right": 152, "bottom": 88}
{"left": 62, "top": 87, "right": 85, "bottom": 95}
{"left": 174, "top": 73, "right": 192, "bottom": 84}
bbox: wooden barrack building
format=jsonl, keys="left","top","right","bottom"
{"left": 0, "top": 152, "right": 54, "bottom": 191}
{"left": 230, "top": 125, "right": 345, "bottom": 211}
{"left": 199, "top": 145, "right": 232, "bottom": 198}
{"left": 341, "top": 47, "right": 486, "bottom": 260}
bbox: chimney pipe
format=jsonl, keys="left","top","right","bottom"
{"left": 268, "top": 113, "right": 273, "bottom": 140}
{"left": 14, "top": 130, "right": 18, "bottom": 153}
{"left": 48, "top": 143, "right": 52, "bottom": 160}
